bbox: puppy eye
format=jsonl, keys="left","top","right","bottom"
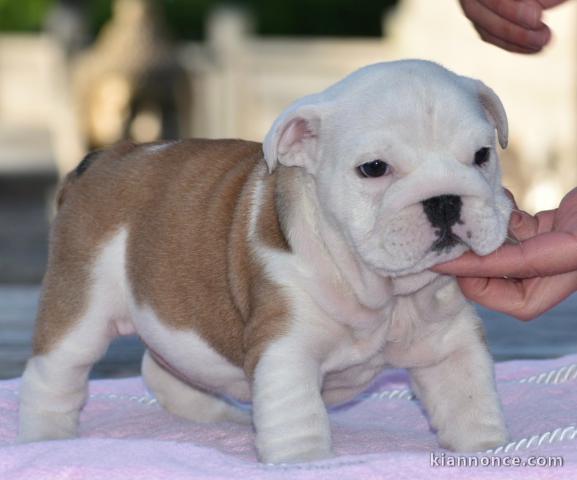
{"left": 474, "top": 147, "right": 490, "bottom": 167}
{"left": 358, "top": 160, "right": 390, "bottom": 178}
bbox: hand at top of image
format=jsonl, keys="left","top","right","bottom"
{"left": 459, "top": 0, "right": 570, "bottom": 53}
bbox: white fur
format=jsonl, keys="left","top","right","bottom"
{"left": 20, "top": 60, "right": 510, "bottom": 464}
{"left": 248, "top": 168, "right": 266, "bottom": 239}
{"left": 146, "top": 141, "right": 181, "bottom": 154}
{"left": 253, "top": 241, "right": 508, "bottom": 462}
{"left": 264, "top": 60, "right": 512, "bottom": 276}
{"left": 252, "top": 60, "right": 510, "bottom": 462}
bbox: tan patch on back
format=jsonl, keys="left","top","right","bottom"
{"left": 127, "top": 140, "right": 258, "bottom": 366}
{"left": 35, "top": 139, "right": 293, "bottom": 381}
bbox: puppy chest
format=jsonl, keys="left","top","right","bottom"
{"left": 320, "top": 323, "right": 391, "bottom": 401}
{"left": 316, "top": 290, "right": 454, "bottom": 401}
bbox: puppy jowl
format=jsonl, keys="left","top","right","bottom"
{"left": 20, "top": 60, "right": 510, "bottom": 464}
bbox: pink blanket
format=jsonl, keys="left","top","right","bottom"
{"left": 1, "top": 355, "right": 575, "bottom": 479}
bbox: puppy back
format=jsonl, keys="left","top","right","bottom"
{"left": 38, "top": 139, "right": 277, "bottom": 360}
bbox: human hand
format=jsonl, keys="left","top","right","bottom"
{"left": 433, "top": 187, "right": 577, "bottom": 320}
{"left": 459, "top": 0, "right": 570, "bottom": 53}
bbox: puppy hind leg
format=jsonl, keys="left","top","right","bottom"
{"left": 19, "top": 229, "right": 131, "bottom": 442}
{"left": 141, "top": 350, "right": 250, "bottom": 424}
{"left": 19, "top": 299, "right": 120, "bottom": 442}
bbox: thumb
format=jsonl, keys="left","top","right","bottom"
{"left": 508, "top": 210, "right": 539, "bottom": 242}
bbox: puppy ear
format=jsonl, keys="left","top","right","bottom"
{"left": 461, "top": 77, "right": 509, "bottom": 149}
{"left": 478, "top": 81, "right": 508, "bottom": 149}
{"left": 263, "top": 101, "right": 322, "bottom": 173}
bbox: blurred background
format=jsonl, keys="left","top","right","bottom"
{"left": 1, "top": 0, "right": 577, "bottom": 379}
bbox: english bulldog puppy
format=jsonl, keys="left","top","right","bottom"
{"left": 19, "top": 60, "right": 511, "bottom": 464}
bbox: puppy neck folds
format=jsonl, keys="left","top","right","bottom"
{"left": 272, "top": 165, "right": 445, "bottom": 328}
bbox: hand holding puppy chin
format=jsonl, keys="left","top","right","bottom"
{"left": 434, "top": 188, "right": 577, "bottom": 320}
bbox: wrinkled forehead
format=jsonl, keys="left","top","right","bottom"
{"left": 324, "top": 72, "right": 492, "bottom": 154}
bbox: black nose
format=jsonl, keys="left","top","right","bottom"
{"left": 422, "top": 195, "right": 462, "bottom": 229}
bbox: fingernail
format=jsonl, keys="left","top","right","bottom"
{"left": 528, "top": 25, "right": 550, "bottom": 49}
{"left": 510, "top": 211, "right": 523, "bottom": 228}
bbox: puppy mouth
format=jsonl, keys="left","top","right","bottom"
{"left": 431, "top": 228, "right": 465, "bottom": 253}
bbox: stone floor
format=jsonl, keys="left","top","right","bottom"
{"left": 1, "top": 284, "right": 576, "bottom": 380}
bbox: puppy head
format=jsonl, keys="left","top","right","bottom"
{"left": 264, "top": 60, "right": 512, "bottom": 276}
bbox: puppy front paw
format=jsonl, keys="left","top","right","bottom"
{"left": 438, "top": 421, "right": 509, "bottom": 452}
{"left": 18, "top": 409, "right": 79, "bottom": 443}
{"left": 256, "top": 433, "right": 333, "bottom": 464}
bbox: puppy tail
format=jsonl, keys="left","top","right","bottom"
{"left": 55, "top": 172, "right": 77, "bottom": 210}
{"left": 55, "top": 150, "right": 102, "bottom": 210}
{"left": 55, "top": 142, "right": 137, "bottom": 210}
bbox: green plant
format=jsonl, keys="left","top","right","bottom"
{"left": 0, "top": 0, "right": 399, "bottom": 38}
{"left": 0, "top": 0, "right": 54, "bottom": 32}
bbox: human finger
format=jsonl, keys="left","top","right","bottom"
{"left": 475, "top": 26, "right": 544, "bottom": 53}
{"left": 432, "top": 247, "right": 534, "bottom": 277}
{"left": 457, "top": 271, "right": 577, "bottom": 320}
{"left": 507, "top": 208, "right": 555, "bottom": 241}
{"left": 478, "top": 0, "right": 542, "bottom": 28}
{"left": 517, "top": 273, "right": 577, "bottom": 319}
{"left": 534, "top": 209, "right": 556, "bottom": 233}
{"left": 456, "top": 276, "right": 528, "bottom": 316}
{"left": 433, "top": 230, "right": 577, "bottom": 278}
{"left": 508, "top": 209, "right": 539, "bottom": 242}
{"left": 461, "top": 0, "right": 551, "bottom": 50}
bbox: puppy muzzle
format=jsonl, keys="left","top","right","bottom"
{"left": 422, "top": 195, "right": 464, "bottom": 252}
